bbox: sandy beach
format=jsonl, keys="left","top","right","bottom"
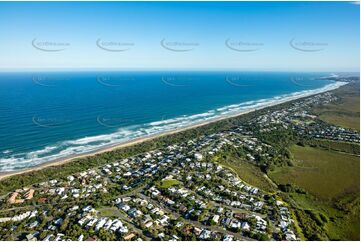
{"left": 0, "top": 82, "right": 347, "bottom": 181}
{"left": 0, "top": 108, "right": 255, "bottom": 181}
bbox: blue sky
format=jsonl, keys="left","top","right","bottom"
{"left": 0, "top": 1, "right": 359, "bottom": 72}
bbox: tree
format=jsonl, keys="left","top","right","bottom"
{"left": 60, "top": 218, "right": 70, "bottom": 231}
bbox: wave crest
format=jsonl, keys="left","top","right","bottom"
{"left": 0, "top": 81, "right": 347, "bottom": 171}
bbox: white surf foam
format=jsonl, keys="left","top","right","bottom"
{"left": 0, "top": 81, "right": 347, "bottom": 171}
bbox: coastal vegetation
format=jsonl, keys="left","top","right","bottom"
{"left": 270, "top": 145, "right": 359, "bottom": 240}
{"left": 210, "top": 81, "right": 360, "bottom": 240}
{"left": 266, "top": 82, "right": 360, "bottom": 240}
{"left": 211, "top": 149, "right": 277, "bottom": 193}
{"left": 0, "top": 103, "right": 264, "bottom": 195}
{"left": 271, "top": 145, "right": 359, "bottom": 200}
{"left": 304, "top": 139, "right": 359, "bottom": 155}
{"left": 0, "top": 79, "right": 359, "bottom": 241}
{"left": 313, "top": 81, "right": 360, "bottom": 131}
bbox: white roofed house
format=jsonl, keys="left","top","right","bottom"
{"left": 104, "top": 219, "right": 114, "bottom": 230}
{"left": 54, "top": 233, "right": 64, "bottom": 241}
{"left": 86, "top": 218, "right": 98, "bottom": 228}
{"left": 54, "top": 218, "right": 63, "bottom": 226}
{"left": 78, "top": 216, "right": 91, "bottom": 226}
{"left": 43, "top": 234, "right": 54, "bottom": 241}
{"left": 241, "top": 222, "right": 250, "bottom": 231}
{"left": 128, "top": 208, "right": 142, "bottom": 218}
{"left": 212, "top": 215, "right": 220, "bottom": 224}
{"left": 95, "top": 218, "right": 107, "bottom": 231}
{"left": 217, "top": 207, "right": 224, "bottom": 214}
{"left": 158, "top": 215, "right": 169, "bottom": 226}
{"left": 230, "top": 220, "right": 241, "bottom": 230}
{"left": 285, "top": 230, "right": 297, "bottom": 241}
{"left": 194, "top": 153, "right": 203, "bottom": 161}
{"left": 118, "top": 224, "right": 128, "bottom": 234}
{"left": 67, "top": 175, "right": 75, "bottom": 182}
{"left": 199, "top": 229, "right": 211, "bottom": 239}
{"left": 77, "top": 234, "right": 84, "bottom": 241}
{"left": 110, "top": 219, "right": 123, "bottom": 232}
{"left": 223, "top": 234, "right": 234, "bottom": 241}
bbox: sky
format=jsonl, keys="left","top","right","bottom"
{"left": 0, "top": 1, "right": 359, "bottom": 72}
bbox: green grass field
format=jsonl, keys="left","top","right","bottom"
{"left": 319, "top": 110, "right": 359, "bottom": 131}
{"left": 271, "top": 145, "right": 359, "bottom": 200}
{"left": 306, "top": 139, "right": 360, "bottom": 155}
{"left": 211, "top": 154, "right": 277, "bottom": 193}
{"left": 156, "top": 179, "right": 181, "bottom": 189}
{"left": 98, "top": 206, "right": 123, "bottom": 217}
{"left": 270, "top": 145, "right": 360, "bottom": 240}
{"left": 313, "top": 83, "right": 360, "bottom": 131}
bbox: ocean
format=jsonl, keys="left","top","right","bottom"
{"left": 0, "top": 71, "right": 345, "bottom": 171}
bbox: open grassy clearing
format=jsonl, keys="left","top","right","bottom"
{"left": 269, "top": 145, "right": 360, "bottom": 240}
{"left": 319, "top": 111, "right": 359, "bottom": 131}
{"left": 289, "top": 192, "right": 360, "bottom": 241}
{"left": 270, "top": 145, "right": 359, "bottom": 200}
{"left": 306, "top": 139, "right": 359, "bottom": 155}
{"left": 98, "top": 206, "right": 123, "bottom": 217}
{"left": 211, "top": 154, "right": 277, "bottom": 193}
{"left": 313, "top": 83, "right": 360, "bottom": 131}
{"left": 156, "top": 179, "right": 181, "bottom": 189}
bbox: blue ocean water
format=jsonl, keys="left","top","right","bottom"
{"left": 0, "top": 71, "right": 343, "bottom": 171}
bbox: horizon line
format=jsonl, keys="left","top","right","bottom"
{"left": 0, "top": 68, "right": 359, "bottom": 74}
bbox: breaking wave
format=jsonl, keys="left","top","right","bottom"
{"left": 0, "top": 81, "right": 347, "bottom": 171}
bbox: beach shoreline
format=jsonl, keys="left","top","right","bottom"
{"left": 0, "top": 81, "right": 347, "bottom": 181}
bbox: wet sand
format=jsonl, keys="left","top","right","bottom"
{"left": 0, "top": 83, "right": 345, "bottom": 181}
